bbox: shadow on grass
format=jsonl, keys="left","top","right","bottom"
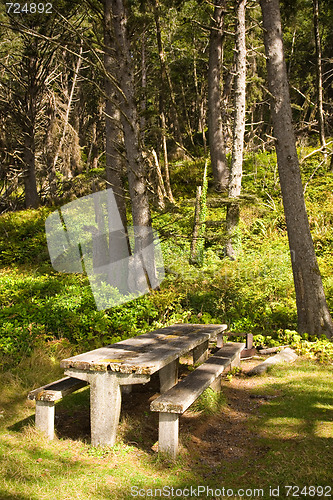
{"left": 0, "top": 490, "right": 33, "bottom": 500}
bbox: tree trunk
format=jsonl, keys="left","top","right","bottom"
{"left": 312, "top": 0, "right": 326, "bottom": 150}
{"left": 260, "top": 0, "right": 333, "bottom": 338}
{"left": 52, "top": 44, "right": 83, "bottom": 178}
{"left": 23, "top": 126, "right": 39, "bottom": 209}
{"left": 104, "top": 0, "right": 128, "bottom": 230}
{"left": 110, "top": 0, "right": 156, "bottom": 288}
{"left": 208, "top": 0, "right": 229, "bottom": 191}
{"left": 140, "top": 27, "right": 147, "bottom": 144}
{"left": 225, "top": 0, "right": 247, "bottom": 260}
{"left": 23, "top": 62, "right": 39, "bottom": 209}
{"left": 152, "top": 0, "right": 184, "bottom": 154}
{"left": 160, "top": 111, "right": 175, "bottom": 204}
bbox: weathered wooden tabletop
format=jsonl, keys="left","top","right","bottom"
{"left": 60, "top": 323, "right": 227, "bottom": 375}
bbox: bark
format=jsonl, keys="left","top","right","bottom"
{"left": 52, "top": 44, "right": 83, "bottom": 178}
{"left": 194, "top": 45, "right": 207, "bottom": 154}
{"left": 87, "top": 121, "right": 99, "bottom": 171}
{"left": 160, "top": 111, "right": 175, "bottom": 204}
{"left": 225, "top": 0, "right": 247, "bottom": 260}
{"left": 152, "top": 0, "right": 184, "bottom": 153}
{"left": 110, "top": 0, "right": 156, "bottom": 287}
{"left": 23, "top": 125, "right": 39, "bottom": 209}
{"left": 189, "top": 186, "right": 202, "bottom": 265}
{"left": 140, "top": 28, "right": 147, "bottom": 143}
{"left": 23, "top": 53, "right": 40, "bottom": 209}
{"left": 104, "top": 0, "right": 127, "bottom": 229}
{"left": 260, "top": 0, "right": 333, "bottom": 338}
{"left": 312, "top": 0, "right": 326, "bottom": 149}
{"left": 151, "top": 148, "right": 166, "bottom": 209}
{"left": 208, "top": 0, "right": 229, "bottom": 191}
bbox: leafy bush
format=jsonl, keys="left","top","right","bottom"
{"left": 253, "top": 329, "right": 333, "bottom": 363}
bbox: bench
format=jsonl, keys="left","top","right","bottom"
{"left": 28, "top": 377, "right": 88, "bottom": 439}
{"left": 150, "top": 342, "right": 245, "bottom": 458}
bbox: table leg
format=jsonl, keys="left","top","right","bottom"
{"left": 159, "top": 359, "right": 179, "bottom": 393}
{"left": 158, "top": 413, "right": 179, "bottom": 459}
{"left": 193, "top": 340, "right": 209, "bottom": 365}
{"left": 89, "top": 372, "right": 121, "bottom": 447}
{"left": 35, "top": 401, "right": 55, "bottom": 440}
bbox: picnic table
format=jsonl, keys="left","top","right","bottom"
{"left": 60, "top": 323, "right": 227, "bottom": 446}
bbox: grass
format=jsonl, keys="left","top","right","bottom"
{"left": 0, "top": 354, "right": 332, "bottom": 499}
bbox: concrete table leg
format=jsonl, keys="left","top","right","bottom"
{"left": 89, "top": 372, "right": 121, "bottom": 447}
{"left": 193, "top": 340, "right": 209, "bottom": 365}
{"left": 35, "top": 401, "right": 55, "bottom": 440}
{"left": 159, "top": 359, "right": 179, "bottom": 393}
{"left": 158, "top": 413, "right": 179, "bottom": 459}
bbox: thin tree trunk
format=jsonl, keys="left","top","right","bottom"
{"left": 260, "top": 0, "right": 333, "bottom": 338}
{"left": 208, "top": 0, "right": 229, "bottom": 191}
{"left": 51, "top": 44, "right": 83, "bottom": 182}
{"left": 140, "top": 27, "right": 147, "bottom": 143}
{"left": 190, "top": 185, "right": 202, "bottom": 264}
{"left": 151, "top": 148, "right": 166, "bottom": 209}
{"left": 152, "top": 0, "right": 183, "bottom": 152}
{"left": 23, "top": 63, "right": 39, "bottom": 208}
{"left": 160, "top": 111, "right": 175, "bottom": 204}
{"left": 193, "top": 44, "right": 207, "bottom": 154}
{"left": 312, "top": 0, "right": 326, "bottom": 150}
{"left": 23, "top": 126, "right": 39, "bottom": 208}
{"left": 225, "top": 0, "right": 247, "bottom": 260}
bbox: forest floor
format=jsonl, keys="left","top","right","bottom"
{"left": 1, "top": 353, "right": 333, "bottom": 499}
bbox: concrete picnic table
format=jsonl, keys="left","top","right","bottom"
{"left": 60, "top": 323, "right": 227, "bottom": 446}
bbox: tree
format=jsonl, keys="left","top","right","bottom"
{"left": 107, "top": 0, "right": 157, "bottom": 288}
{"left": 104, "top": 0, "right": 128, "bottom": 229}
{"left": 207, "top": 0, "right": 229, "bottom": 191}
{"left": 260, "top": 0, "right": 333, "bottom": 338}
{"left": 312, "top": 0, "right": 326, "bottom": 150}
{"left": 225, "top": 0, "right": 247, "bottom": 260}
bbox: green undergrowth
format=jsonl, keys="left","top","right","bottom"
{"left": 0, "top": 358, "right": 332, "bottom": 499}
{"left": 253, "top": 330, "right": 333, "bottom": 363}
{"left": 188, "top": 387, "right": 227, "bottom": 415}
{"left": 1, "top": 150, "right": 333, "bottom": 367}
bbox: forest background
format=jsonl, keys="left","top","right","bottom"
{"left": 0, "top": 0, "right": 333, "bottom": 367}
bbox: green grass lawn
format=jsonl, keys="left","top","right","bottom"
{"left": 0, "top": 357, "right": 332, "bottom": 499}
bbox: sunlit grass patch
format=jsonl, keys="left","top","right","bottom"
{"left": 187, "top": 387, "right": 227, "bottom": 416}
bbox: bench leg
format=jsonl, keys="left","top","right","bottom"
{"left": 89, "top": 372, "right": 121, "bottom": 447}
{"left": 193, "top": 340, "right": 209, "bottom": 365}
{"left": 231, "top": 350, "right": 241, "bottom": 369}
{"left": 210, "top": 374, "right": 222, "bottom": 392}
{"left": 158, "top": 413, "right": 179, "bottom": 459}
{"left": 35, "top": 401, "right": 55, "bottom": 440}
{"left": 159, "top": 359, "right": 179, "bottom": 393}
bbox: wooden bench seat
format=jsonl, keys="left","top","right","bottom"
{"left": 150, "top": 342, "right": 245, "bottom": 458}
{"left": 28, "top": 377, "right": 88, "bottom": 439}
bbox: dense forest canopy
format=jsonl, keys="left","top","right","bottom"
{"left": 0, "top": 0, "right": 332, "bottom": 210}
